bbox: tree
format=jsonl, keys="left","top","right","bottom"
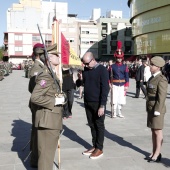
{"left": 0, "top": 46, "right": 5, "bottom": 61}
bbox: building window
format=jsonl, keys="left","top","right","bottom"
{"left": 81, "top": 41, "right": 89, "bottom": 44}
{"left": 69, "top": 38, "right": 74, "bottom": 43}
{"left": 66, "top": 38, "right": 74, "bottom": 43}
{"left": 15, "top": 35, "right": 22, "bottom": 41}
{"left": 81, "top": 31, "right": 90, "bottom": 34}
{"left": 32, "top": 35, "right": 40, "bottom": 42}
{"left": 15, "top": 46, "right": 23, "bottom": 52}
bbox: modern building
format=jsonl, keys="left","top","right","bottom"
{"left": 60, "top": 14, "right": 79, "bottom": 56}
{"left": 97, "top": 13, "right": 133, "bottom": 61}
{"left": 78, "top": 21, "right": 99, "bottom": 58}
{"left": 128, "top": 0, "right": 170, "bottom": 59}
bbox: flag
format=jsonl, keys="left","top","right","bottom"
{"left": 61, "top": 33, "right": 69, "bottom": 65}
{"left": 61, "top": 32, "right": 81, "bottom": 66}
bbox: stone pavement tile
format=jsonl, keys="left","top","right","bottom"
{"left": 98, "top": 157, "right": 142, "bottom": 170}
{"left": 133, "top": 155, "right": 170, "bottom": 170}
{"left": 60, "top": 147, "right": 93, "bottom": 161}
{"left": 0, "top": 143, "right": 14, "bottom": 152}
{"left": 104, "top": 145, "right": 135, "bottom": 158}
{"left": 14, "top": 163, "right": 36, "bottom": 170}
{"left": 0, "top": 165, "right": 15, "bottom": 170}
{"left": 60, "top": 159, "right": 102, "bottom": 170}
{"left": 60, "top": 138, "right": 92, "bottom": 149}
{"left": 0, "top": 153, "right": 17, "bottom": 166}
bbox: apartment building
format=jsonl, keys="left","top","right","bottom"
{"left": 4, "top": 0, "right": 68, "bottom": 64}
{"left": 97, "top": 11, "right": 133, "bottom": 61}
{"left": 78, "top": 22, "right": 99, "bottom": 58}
{"left": 60, "top": 14, "right": 79, "bottom": 57}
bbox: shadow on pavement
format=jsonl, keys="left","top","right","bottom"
{"left": 105, "top": 129, "right": 148, "bottom": 156}
{"left": 105, "top": 129, "right": 170, "bottom": 168}
{"left": 63, "top": 124, "right": 91, "bottom": 149}
{"left": 11, "top": 119, "right": 34, "bottom": 170}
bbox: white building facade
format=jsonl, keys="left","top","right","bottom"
{"left": 4, "top": 0, "right": 68, "bottom": 64}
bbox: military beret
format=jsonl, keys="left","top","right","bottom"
{"left": 32, "top": 43, "right": 45, "bottom": 54}
{"left": 151, "top": 56, "right": 165, "bottom": 67}
{"left": 31, "top": 43, "right": 45, "bottom": 61}
{"left": 33, "top": 43, "right": 44, "bottom": 49}
{"left": 47, "top": 43, "right": 60, "bottom": 55}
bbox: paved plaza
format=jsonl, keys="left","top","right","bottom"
{"left": 0, "top": 70, "right": 170, "bottom": 170}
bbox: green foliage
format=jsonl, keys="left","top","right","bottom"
{"left": 0, "top": 46, "right": 4, "bottom": 61}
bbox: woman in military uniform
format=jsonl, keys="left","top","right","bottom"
{"left": 146, "top": 56, "right": 168, "bottom": 162}
{"left": 31, "top": 44, "right": 64, "bottom": 170}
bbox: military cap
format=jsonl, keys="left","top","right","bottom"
{"left": 31, "top": 43, "right": 45, "bottom": 61}
{"left": 151, "top": 56, "right": 165, "bottom": 67}
{"left": 33, "top": 43, "right": 44, "bottom": 49}
{"left": 114, "top": 41, "right": 124, "bottom": 59}
{"left": 47, "top": 43, "right": 60, "bottom": 55}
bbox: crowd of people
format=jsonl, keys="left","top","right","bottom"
{"left": 26, "top": 42, "right": 168, "bottom": 169}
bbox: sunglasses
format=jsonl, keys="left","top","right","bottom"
{"left": 83, "top": 59, "right": 93, "bottom": 66}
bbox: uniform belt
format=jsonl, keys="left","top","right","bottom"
{"left": 55, "top": 105, "right": 63, "bottom": 107}
{"left": 112, "top": 79, "right": 125, "bottom": 83}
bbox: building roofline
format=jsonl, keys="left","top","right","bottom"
{"left": 68, "top": 14, "right": 77, "bottom": 17}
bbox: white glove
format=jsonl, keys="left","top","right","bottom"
{"left": 154, "top": 111, "right": 160, "bottom": 116}
{"left": 55, "top": 96, "right": 65, "bottom": 105}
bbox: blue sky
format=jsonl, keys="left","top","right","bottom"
{"left": 0, "top": 0, "right": 130, "bottom": 46}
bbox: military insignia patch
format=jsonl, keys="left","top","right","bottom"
{"left": 40, "top": 80, "right": 46, "bottom": 88}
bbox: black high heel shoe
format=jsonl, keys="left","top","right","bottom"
{"left": 148, "top": 153, "right": 162, "bottom": 162}
{"left": 144, "top": 155, "right": 153, "bottom": 160}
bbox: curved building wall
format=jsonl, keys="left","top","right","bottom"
{"left": 128, "top": 0, "right": 170, "bottom": 55}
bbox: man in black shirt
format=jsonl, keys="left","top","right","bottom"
{"left": 134, "top": 59, "right": 147, "bottom": 98}
{"left": 82, "top": 52, "right": 109, "bottom": 159}
{"left": 62, "top": 65, "right": 75, "bottom": 119}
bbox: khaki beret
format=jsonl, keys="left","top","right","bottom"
{"left": 47, "top": 43, "right": 60, "bottom": 55}
{"left": 34, "top": 43, "right": 60, "bottom": 56}
{"left": 151, "top": 56, "right": 165, "bottom": 67}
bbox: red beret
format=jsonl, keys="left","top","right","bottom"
{"left": 33, "top": 43, "right": 44, "bottom": 50}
